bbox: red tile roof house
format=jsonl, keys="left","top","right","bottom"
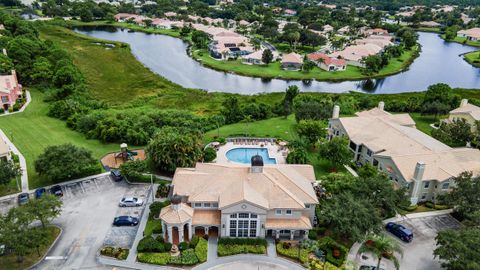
{"left": 113, "top": 13, "right": 137, "bottom": 22}
{"left": 281, "top": 52, "right": 303, "bottom": 70}
{"left": 364, "top": 28, "right": 389, "bottom": 36}
{"left": 457, "top": 28, "right": 480, "bottom": 41}
{"left": 0, "top": 70, "right": 22, "bottom": 111}
{"left": 307, "top": 53, "right": 347, "bottom": 71}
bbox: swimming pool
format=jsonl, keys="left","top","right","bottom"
{"left": 225, "top": 148, "right": 277, "bottom": 164}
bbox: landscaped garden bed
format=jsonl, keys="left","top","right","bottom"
{"left": 217, "top": 237, "right": 267, "bottom": 256}
{"left": 136, "top": 235, "right": 207, "bottom": 266}
{"left": 100, "top": 246, "right": 129, "bottom": 260}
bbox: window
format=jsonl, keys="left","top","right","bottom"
{"left": 349, "top": 141, "right": 357, "bottom": 151}
{"left": 212, "top": 203, "right": 218, "bottom": 208}
{"left": 442, "top": 182, "right": 450, "bottom": 190}
{"left": 305, "top": 204, "right": 310, "bottom": 209}
{"left": 421, "top": 193, "right": 427, "bottom": 200}
{"left": 204, "top": 202, "right": 211, "bottom": 208}
{"left": 194, "top": 203, "right": 202, "bottom": 208}
{"left": 238, "top": 213, "right": 249, "bottom": 218}
{"left": 424, "top": 181, "right": 430, "bottom": 189}
{"left": 1, "top": 96, "right": 8, "bottom": 103}
{"left": 230, "top": 214, "right": 237, "bottom": 218}
{"left": 373, "top": 159, "right": 379, "bottom": 166}
{"left": 367, "top": 149, "right": 373, "bottom": 157}
{"left": 285, "top": 209, "right": 292, "bottom": 215}
{"left": 250, "top": 214, "right": 257, "bottom": 218}
{"left": 275, "top": 209, "right": 282, "bottom": 215}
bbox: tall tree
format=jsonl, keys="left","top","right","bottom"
{"left": 296, "top": 120, "right": 326, "bottom": 146}
{"left": 282, "top": 85, "right": 299, "bottom": 118}
{"left": 434, "top": 227, "right": 480, "bottom": 270}
{"left": 445, "top": 171, "right": 480, "bottom": 219}
{"left": 358, "top": 234, "right": 404, "bottom": 270}
{"left": 261, "top": 49, "right": 273, "bottom": 65}
{"left": 0, "top": 159, "right": 21, "bottom": 185}
{"left": 318, "top": 136, "right": 351, "bottom": 171}
{"left": 26, "top": 194, "right": 62, "bottom": 228}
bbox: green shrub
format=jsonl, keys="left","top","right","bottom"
{"left": 0, "top": 108, "right": 4, "bottom": 113}
{"left": 190, "top": 235, "right": 200, "bottom": 248}
{"left": 149, "top": 201, "right": 171, "bottom": 220}
{"left": 12, "top": 103, "right": 21, "bottom": 111}
{"left": 276, "top": 242, "right": 309, "bottom": 263}
{"left": 309, "top": 227, "right": 327, "bottom": 240}
{"left": 195, "top": 237, "right": 208, "bottom": 262}
{"left": 100, "top": 246, "right": 129, "bottom": 260}
{"left": 164, "top": 242, "right": 172, "bottom": 251}
{"left": 218, "top": 237, "right": 267, "bottom": 247}
{"left": 402, "top": 204, "right": 418, "bottom": 211}
{"left": 425, "top": 201, "right": 434, "bottom": 208}
{"left": 137, "top": 252, "right": 170, "bottom": 265}
{"left": 434, "top": 204, "right": 450, "bottom": 210}
{"left": 137, "top": 236, "right": 165, "bottom": 252}
{"left": 178, "top": 242, "right": 189, "bottom": 251}
{"left": 203, "top": 147, "right": 217, "bottom": 162}
{"left": 317, "top": 237, "right": 348, "bottom": 267}
{"left": 169, "top": 249, "right": 199, "bottom": 265}
{"left": 156, "top": 183, "right": 170, "bottom": 198}
{"left": 217, "top": 238, "right": 267, "bottom": 256}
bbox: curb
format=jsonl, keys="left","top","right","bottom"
{"left": 26, "top": 225, "right": 63, "bottom": 270}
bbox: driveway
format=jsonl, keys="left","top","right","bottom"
{"left": 354, "top": 214, "right": 460, "bottom": 270}
{"left": 31, "top": 175, "right": 150, "bottom": 270}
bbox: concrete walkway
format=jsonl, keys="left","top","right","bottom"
{"left": 267, "top": 238, "right": 276, "bottom": 257}
{"left": 0, "top": 128, "right": 28, "bottom": 192}
{"left": 0, "top": 90, "right": 31, "bottom": 117}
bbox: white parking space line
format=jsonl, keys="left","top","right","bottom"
{"left": 45, "top": 256, "right": 68, "bottom": 260}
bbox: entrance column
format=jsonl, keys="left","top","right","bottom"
{"left": 167, "top": 225, "right": 173, "bottom": 243}
{"left": 275, "top": 230, "right": 280, "bottom": 239}
{"left": 205, "top": 226, "right": 209, "bottom": 236}
{"left": 179, "top": 227, "right": 184, "bottom": 243}
{"left": 290, "top": 230, "right": 294, "bottom": 240}
{"left": 188, "top": 222, "right": 192, "bottom": 240}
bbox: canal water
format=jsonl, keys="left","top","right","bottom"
{"left": 74, "top": 27, "right": 480, "bottom": 94}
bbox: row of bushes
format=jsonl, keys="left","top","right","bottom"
{"left": 149, "top": 200, "right": 171, "bottom": 220}
{"left": 217, "top": 238, "right": 267, "bottom": 256}
{"left": 317, "top": 237, "right": 349, "bottom": 267}
{"left": 137, "top": 236, "right": 207, "bottom": 266}
{"left": 137, "top": 235, "right": 172, "bottom": 253}
{"left": 425, "top": 201, "right": 450, "bottom": 210}
{"left": 308, "top": 227, "right": 327, "bottom": 240}
{"left": 100, "top": 246, "right": 129, "bottom": 260}
{"left": 276, "top": 242, "right": 309, "bottom": 264}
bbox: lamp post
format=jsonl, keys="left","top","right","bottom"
{"left": 150, "top": 173, "right": 155, "bottom": 202}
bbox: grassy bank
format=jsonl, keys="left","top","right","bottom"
{"left": 417, "top": 27, "right": 443, "bottom": 33}
{"left": 0, "top": 226, "right": 60, "bottom": 270}
{"left": 0, "top": 89, "right": 119, "bottom": 188}
{"left": 193, "top": 46, "right": 420, "bottom": 81}
{"left": 442, "top": 35, "right": 480, "bottom": 48}
{"left": 464, "top": 50, "right": 480, "bottom": 67}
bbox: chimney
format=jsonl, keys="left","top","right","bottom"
{"left": 378, "top": 101, "right": 385, "bottom": 111}
{"left": 170, "top": 194, "right": 182, "bottom": 210}
{"left": 413, "top": 161, "right": 425, "bottom": 181}
{"left": 332, "top": 105, "right": 340, "bottom": 119}
{"left": 460, "top": 99, "right": 468, "bottom": 107}
{"left": 251, "top": 154, "right": 264, "bottom": 173}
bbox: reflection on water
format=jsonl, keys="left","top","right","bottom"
{"left": 74, "top": 26, "right": 480, "bottom": 94}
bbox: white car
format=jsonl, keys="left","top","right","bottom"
{"left": 119, "top": 197, "right": 144, "bottom": 207}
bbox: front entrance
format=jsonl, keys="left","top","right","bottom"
{"left": 208, "top": 226, "right": 218, "bottom": 237}
{"left": 172, "top": 227, "right": 179, "bottom": 245}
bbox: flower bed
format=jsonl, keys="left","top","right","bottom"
{"left": 100, "top": 246, "right": 129, "bottom": 260}
{"left": 317, "top": 237, "right": 349, "bottom": 267}
{"left": 276, "top": 241, "right": 309, "bottom": 263}
{"left": 217, "top": 238, "right": 267, "bottom": 256}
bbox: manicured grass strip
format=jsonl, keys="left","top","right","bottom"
{"left": 0, "top": 89, "right": 119, "bottom": 188}
{"left": 192, "top": 46, "right": 419, "bottom": 81}
{"left": 409, "top": 112, "right": 445, "bottom": 136}
{"left": 463, "top": 51, "right": 480, "bottom": 68}
{"left": 0, "top": 226, "right": 60, "bottom": 270}
{"left": 144, "top": 219, "right": 162, "bottom": 237}
{"left": 442, "top": 35, "right": 480, "bottom": 48}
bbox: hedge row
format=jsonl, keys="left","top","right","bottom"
{"left": 100, "top": 246, "right": 129, "bottom": 260}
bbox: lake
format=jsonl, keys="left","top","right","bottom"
{"left": 74, "top": 27, "right": 480, "bottom": 94}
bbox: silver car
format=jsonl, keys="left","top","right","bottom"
{"left": 119, "top": 197, "right": 144, "bottom": 207}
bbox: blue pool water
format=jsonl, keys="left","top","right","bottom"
{"left": 226, "top": 148, "right": 277, "bottom": 164}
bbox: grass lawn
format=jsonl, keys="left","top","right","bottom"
{"left": 417, "top": 27, "right": 442, "bottom": 33}
{"left": 0, "top": 226, "right": 60, "bottom": 270}
{"left": 306, "top": 150, "right": 347, "bottom": 177}
{"left": 0, "top": 89, "right": 119, "bottom": 188}
{"left": 0, "top": 179, "right": 20, "bottom": 197}
{"left": 442, "top": 35, "right": 480, "bottom": 48}
{"left": 409, "top": 113, "right": 444, "bottom": 136}
{"left": 192, "top": 46, "right": 419, "bottom": 81}
{"left": 144, "top": 219, "right": 162, "bottom": 237}
{"left": 204, "top": 115, "right": 298, "bottom": 142}
{"left": 398, "top": 204, "right": 436, "bottom": 215}
{"left": 463, "top": 50, "right": 480, "bottom": 67}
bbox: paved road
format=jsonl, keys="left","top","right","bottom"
{"left": 32, "top": 176, "right": 149, "bottom": 270}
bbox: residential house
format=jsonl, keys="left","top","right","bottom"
{"left": 307, "top": 52, "right": 346, "bottom": 71}
{"left": 114, "top": 13, "right": 138, "bottom": 22}
{"left": 283, "top": 9, "right": 297, "bottom": 16}
{"left": 0, "top": 137, "right": 11, "bottom": 162}
{"left": 447, "top": 99, "right": 480, "bottom": 132}
{"left": 457, "top": 28, "right": 480, "bottom": 41}
{"left": 159, "top": 158, "right": 319, "bottom": 244}
{"left": 281, "top": 53, "right": 303, "bottom": 70}
{"left": 329, "top": 43, "right": 383, "bottom": 67}
{"left": 164, "top": 12, "right": 177, "bottom": 18}
{"left": 322, "top": 24, "right": 334, "bottom": 33}
{"left": 208, "top": 32, "right": 254, "bottom": 60}
{"left": 328, "top": 102, "right": 480, "bottom": 205}
{"left": 355, "top": 37, "right": 393, "bottom": 49}
{"left": 420, "top": 21, "right": 442, "bottom": 28}
{"left": 337, "top": 26, "right": 350, "bottom": 35}
{"left": 243, "top": 50, "right": 278, "bottom": 65}
{"left": 0, "top": 70, "right": 22, "bottom": 111}
{"left": 364, "top": 28, "right": 389, "bottom": 36}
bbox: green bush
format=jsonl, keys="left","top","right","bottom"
{"left": 217, "top": 238, "right": 267, "bottom": 256}
{"left": 195, "top": 237, "right": 208, "bottom": 262}
{"left": 203, "top": 147, "right": 217, "bottom": 162}
{"left": 434, "top": 204, "right": 450, "bottom": 210}
{"left": 169, "top": 249, "right": 199, "bottom": 265}
{"left": 137, "top": 252, "right": 170, "bottom": 265}
{"left": 137, "top": 236, "right": 165, "bottom": 252}
{"left": 402, "top": 204, "right": 418, "bottom": 211}
{"left": 12, "top": 103, "right": 21, "bottom": 111}
{"left": 149, "top": 201, "right": 171, "bottom": 220}
{"left": 190, "top": 235, "right": 200, "bottom": 248}
{"left": 317, "top": 237, "right": 348, "bottom": 267}
{"left": 425, "top": 201, "right": 435, "bottom": 208}
{"left": 100, "top": 246, "right": 129, "bottom": 260}
{"left": 178, "top": 242, "right": 189, "bottom": 251}
{"left": 309, "top": 227, "right": 327, "bottom": 240}
{"left": 276, "top": 242, "right": 309, "bottom": 263}
{"left": 156, "top": 183, "right": 170, "bottom": 198}
{"left": 0, "top": 108, "right": 4, "bottom": 113}
{"left": 218, "top": 237, "right": 267, "bottom": 247}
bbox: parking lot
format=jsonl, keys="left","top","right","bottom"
{"left": 28, "top": 175, "right": 151, "bottom": 270}
{"left": 357, "top": 214, "right": 460, "bottom": 270}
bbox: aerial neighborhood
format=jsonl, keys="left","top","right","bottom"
{"left": 0, "top": 1, "right": 480, "bottom": 270}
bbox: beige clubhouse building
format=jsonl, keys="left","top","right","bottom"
{"left": 328, "top": 102, "right": 480, "bottom": 205}
{"left": 159, "top": 157, "right": 319, "bottom": 244}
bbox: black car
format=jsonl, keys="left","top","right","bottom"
{"left": 18, "top": 193, "right": 29, "bottom": 205}
{"left": 113, "top": 216, "right": 139, "bottom": 226}
{"left": 386, "top": 222, "right": 413, "bottom": 242}
{"left": 110, "top": 170, "right": 124, "bottom": 182}
{"left": 35, "top": 188, "right": 46, "bottom": 199}
{"left": 360, "top": 266, "right": 385, "bottom": 270}
{"left": 50, "top": 185, "right": 63, "bottom": 197}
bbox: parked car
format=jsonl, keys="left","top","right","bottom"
{"left": 17, "top": 193, "right": 29, "bottom": 205}
{"left": 50, "top": 185, "right": 63, "bottom": 197}
{"left": 119, "top": 197, "right": 144, "bottom": 207}
{"left": 360, "top": 266, "right": 385, "bottom": 270}
{"left": 110, "top": 170, "right": 124, "bottom": 182}
{"left": 35, "top": 188, "right": 46, "bottom": 199}
{"left": 386, "top": 222, "right": 413, "bottom": 242}
{"left": 113, "top": 216, "right": 139, "bottom": 226}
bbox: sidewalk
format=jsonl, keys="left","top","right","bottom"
{"left": 0, "top": 128, "right": 28, "bottom": 192}
{"left": 383, "top": 209, "right": 453, "bottom": 224}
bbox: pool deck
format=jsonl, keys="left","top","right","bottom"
{"left": 215, "top": 142, "right": 287, "bottom": 165}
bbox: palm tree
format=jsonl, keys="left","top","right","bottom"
{"left": 357, "top": 233, "right": 404, "bottom": 270}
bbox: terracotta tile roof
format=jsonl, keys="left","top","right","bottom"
{"left": 307, "top": 53, "right": 346, "bottom": 66}
{"left": 281, "top": 53, "right": 303, "bottom": 64}
{"left": 450, "top": 103, "right": 480, "bottom": 120}
{"left": 265, "top": 216, "right": 312, "bottom": 229}
{"left": 458, "top": 28, "right": 480, "bottom": 39}
{"left": 159, "top": 203, "right": 194, "bottom": 224}
{"left": 192, "top": 210, "right": 221, "bottom": 225}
